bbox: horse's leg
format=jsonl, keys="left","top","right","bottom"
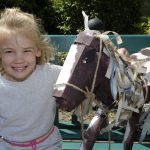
{"left": 80, "top": 108, "right": 106, "bottom": 150}
{"left": 122, "top": 112, "right": 139, "bottom": 150}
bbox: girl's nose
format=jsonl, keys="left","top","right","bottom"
{"left": 14, "top": 52, "right": 24, "bottom": 62}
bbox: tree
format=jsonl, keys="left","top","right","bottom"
{"left": 0, "top": 0, "right": 148, "bottom": 34}
{"left": 54, "top": 0, "right": 149, "bottom": 34}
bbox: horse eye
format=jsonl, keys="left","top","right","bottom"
{"left": 82, "top": 48, "right": 96, "bottom": 63}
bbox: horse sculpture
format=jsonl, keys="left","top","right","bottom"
{"left": 52, "top": 29, "right": 150, "bottom": 150}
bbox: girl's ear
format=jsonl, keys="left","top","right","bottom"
{"left": 36, "top": 49, "right": 41, "bottom": 57}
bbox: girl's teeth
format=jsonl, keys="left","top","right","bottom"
{"left": 13, "top": 67, "right": 25, "bottom": 71}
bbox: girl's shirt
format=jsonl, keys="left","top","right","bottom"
{"left": 0, "top": 63, "right": 61, "bottom": 142}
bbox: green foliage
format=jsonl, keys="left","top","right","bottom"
{"left": 0, "top": 0, "right": 149, "bottom": 34}
{"left": 54, "top": 0, "right": 149, "bottom": 34}
{"left": 54, "top": 0, "right": 95, "bottom": 34}
{"left": 56, "top": 52, "right": 68, "bottom": 66}
{"left": 145, "top": 17, "right": 150, "bottom": 34}
{"left": 50, "top": 51, "right": 68, "bottom": 66}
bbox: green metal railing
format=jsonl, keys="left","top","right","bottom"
{"left": 48, "top": 34, "right": 150, "bottom": 54}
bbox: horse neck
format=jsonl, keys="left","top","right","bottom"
{"left": 94, "top": 50, "right": 114, "bottom": 106}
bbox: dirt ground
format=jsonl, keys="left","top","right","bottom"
{"left": 59, "top": 109, "right": 95, "bottom": 124}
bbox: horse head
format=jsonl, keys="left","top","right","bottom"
{"left": 52, "top": 30, "right": 116, "bottom": 112}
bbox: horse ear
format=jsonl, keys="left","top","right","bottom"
{"left": 82, "top": 11, "right": 89, "bottom": 30}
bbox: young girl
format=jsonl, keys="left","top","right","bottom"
{"left": 0, "top": 8, "right": 62, "bottom": 150}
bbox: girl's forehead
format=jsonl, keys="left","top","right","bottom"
{"left": 1, "top": 33, "right": 36, "bottom": 48}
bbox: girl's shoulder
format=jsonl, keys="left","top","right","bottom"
{"left": 36, "top": 63, "right": 62, "bottom": 81}
{"left": 37, "top": 63, "right": 62, "bottom": 72}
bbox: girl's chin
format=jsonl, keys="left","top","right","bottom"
{"left": 4, "top": 72, "right": 32, "bottom": 81}
{"left": 4, "top": 75, "right": 27, "bottom": 82}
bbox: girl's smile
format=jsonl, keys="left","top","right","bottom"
{"left": 0, "top": 33, "right": 41, "bottom": 81}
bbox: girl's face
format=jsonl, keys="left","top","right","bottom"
{"left": 0, "top": 33, "right": 41, "bottom": 81}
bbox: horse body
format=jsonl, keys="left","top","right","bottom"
{"left": 52, "top": 30, "right": 150, "bottom": 150}
{"left": 130, "top": 47, "right": 150, "bottom": 142}
{"left": 131, "top": 47, "right": 150, "bottom": 89}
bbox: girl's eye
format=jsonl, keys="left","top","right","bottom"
{"left": 24, "top": 50, "right": 31, "bottom": 52}
{"left": 24, "top": 48, "right": 33, "bottom": 53}
{"left": 2, "top": 48, "right": 14, "bottom": 54}
{"left": 4, "top": 50, "right": 13, "bottom": 53}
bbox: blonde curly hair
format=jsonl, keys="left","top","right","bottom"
{"left": 0, "top": 7, "right": 53, "bottom": 72}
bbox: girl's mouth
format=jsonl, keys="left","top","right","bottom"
{"left": 12, "top": 66, "right": 27, "bottom": 72}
